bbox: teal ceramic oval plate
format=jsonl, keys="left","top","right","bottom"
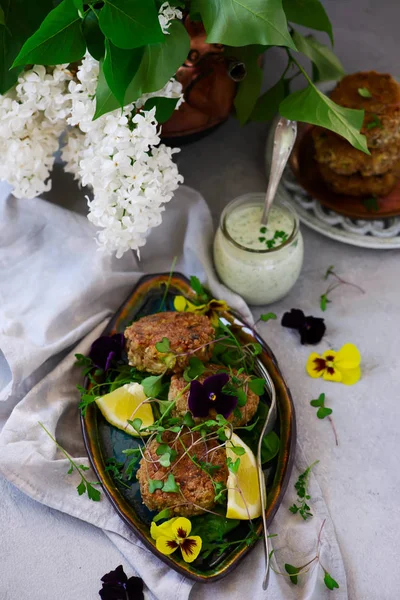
{"left": 81, "top": 273, "right": 296, "bottom": 583}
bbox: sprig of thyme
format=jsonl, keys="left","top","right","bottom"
{"left": 38, "top": 421, "right": 101, "bottom": 501}
{"left": 289, "top": 460, "right": 319, "bottom": 520}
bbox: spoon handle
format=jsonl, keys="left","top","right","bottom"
{"left": 260, "top": 117, "right": 297, "bottom": 225}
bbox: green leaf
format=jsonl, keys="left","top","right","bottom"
{"left": 128, "top": 418, "right": 143, "bottom": 433}
{"left": 310, "top": 393, "right": 325, "bottom": 407}
{"left": 82, "top": 9, "right": 105, "bottom": 61}
{"left": 183, "top": 356, "right": 206, "bottom": 382}
{"left": 98, "top": 0, "right": 163, "bottom": 49}
{"left": 148, "top": 478, "right": 164, "bottom": 493}
{"left": 78, "top": 464, "right": 90, "bottom": 471}
{"left": 193, "top": 0, "right": 296, "bottom": 49}
{"left": 159, "top": 452, "right": 172, "bottom": 467}
{"left": 12, "top": 0, "right": 86, "bottom": 67}
{"left": 320, "top": 293, "right": 329, "bottom": 311}
{"left": 234, "top": 45, "right": 264, "bottom": 125}
{"left": 236, "top": 388, "right": 247, "bottom": 407}
{"left": 162, "top": 473, "right": 180, "bottom": 493}
{"left": 292, "top": 31, "right": 344, "bottom": 82}
{"left": 183, "top": 411, "right": 196, "bottom": 427}
{"left": 358, "top": 87, "right": 372, "bottom": 98}
{"left": 261, "top": 431, "right": 280, "bottom": 463}
{"left": 155, "top": 337, "right": 171, "bottom": 353}
{"left": 86, "top": 482, "right": 101, "bottom": 501}
{"left": 283, "top": 0, "right": 333, "bottom": 45}
{"left": 280, "top": 83, "right": 369, "bottom": 153}
{"left": 67, "top": 465, "right": 74, "bottom": 474}
{"left": 362, "top": 196, "right": 379, "bottom": 212}
{"left": 0, "top": 0, "right": 54, "bottom": 93}
{"left": 250, "top": 77, "right": 286, "bottom": 122}
{"left": 365, "top": 114, "right": 383, "bottom": 130}
{"left": 324, "top": 571, "right": 339, "bottom": 590}
{"left": 230, "top": 445, "right": 245, "bottom": 456}
{"left": 125, "top": 20, "right": 190, "bottom": 104}
{"left": 249, "top": 378, "right": 265, "bottom": 395}
{"left": 72, "top": 0, "right": 84, "bottom": 18}
{"left": 285, "top": 563, "right": 300, "bottom": 585}
{"left": 94, "top": 59, "right": 123, "bottom": 118}
{"left": 317, "top": 406, "right": 332, "bottom": 419}
{"left": 153, "top": 508, "right": 172, "bottom": 523}
{"left": 103, "top": 39, "right": 144, "bottom": 106}
{"left": 142, "top": 374, "right": 163, "bottom": 398}
{"left": 324, "top": 265, "right": 334, "bottom": 279}
{"left": 260, "top": 312, "right": 277, "bottom": 322}
{"left": 143, "top": 96, "right": 179, "bottom": 123}
{"left": 190, "top": 275, "right": 205, "bottom": 295}
{"left": 76, "top": 480, "right": 86, "bottom": 496}
{"left": 227, "top": 457, "right": 240, "bottom": 473}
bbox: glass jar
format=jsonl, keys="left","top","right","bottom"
{"left": 213, "top": 193, "right": 304, "bottom": 305}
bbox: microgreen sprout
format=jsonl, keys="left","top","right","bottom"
{"left": 289, "top": 460, "right": 319, "bottom": 520}
{"left": 320, "top": 266, "right": 365, "bottom": 311}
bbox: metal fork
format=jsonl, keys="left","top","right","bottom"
{"left": 250, "top": 351, "right": 278, "bottom": 590}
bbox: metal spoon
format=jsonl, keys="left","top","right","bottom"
{"left": 260, "top": 117, "right": 297, "bottom": 225}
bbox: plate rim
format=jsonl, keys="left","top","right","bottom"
{"left": 81, "top": 272, "right": 296, "bottom": 583}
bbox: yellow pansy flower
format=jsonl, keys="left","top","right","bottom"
{"left": 306, "top": 343, "right": 361, "bottom": 385}
{"left": 151, "top": 517, "right": 202, "bottom": 563}
{"left": 174, "top": 296, "right": 228, "bottom": 327}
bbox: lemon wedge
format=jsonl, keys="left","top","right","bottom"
{"left": 225, "top": 432, "right": 262, "bottom": 520}
{"left": 95, "top": 383, "right": 154, "bottom": 436}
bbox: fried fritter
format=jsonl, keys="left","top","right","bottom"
{"left": 312, "top": 127, "right": 400, "bottom": 176}
{"left": 168, "top": 365, "right": 260, "bottom": 427}
{"left": 136, "top": 430, "right": 228, "bottom": 517}
{"left": 318, "top": 163, "right": 397, "bottom": 197}
{"left": 124, "top": 312, "right": 215, "bottom": 375}
{"left": 330, "top": 71, "right": 400, "bottom": 113}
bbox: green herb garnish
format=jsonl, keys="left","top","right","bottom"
{"left": 289, "top": 460, "right": 319, "bottom": 520}
{"left": 357, "top": 87, "right": 372, "bottom": 98}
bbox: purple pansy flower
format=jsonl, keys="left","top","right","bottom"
{"left": 89, "top": 333, "right": 125, "bottom": 372}
{"left": 99, "top": 564, "right": 144, "bottom": 600}
{"left": 281, "top": 309, "right": 326, "bottom": 345}
{"left": 188, "top": 373, "right": 238, "bottom": 419}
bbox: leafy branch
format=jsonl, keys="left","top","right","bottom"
{"left": 289, "top": 460, "right": 319, "bottom": 520}
{"left": 38, "top": 421, "right": 101, "bottom": 501}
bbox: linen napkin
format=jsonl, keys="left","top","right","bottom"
{"left": 0, "top": 183, "right": 347, "bottom": 599}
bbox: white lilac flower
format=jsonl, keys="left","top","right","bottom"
{"left": 64, "top": 53, "right": 183, "bottom": 257}
{"left": 158, "top": 2, "right": 183, "bottom": 34}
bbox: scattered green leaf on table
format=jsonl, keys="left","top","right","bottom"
{"left": 285, "top": 563, "right": 300, "bottom": 585}
{"left": 310, "top": 393, "right": 325, "bottom": 407}
{"left": 324, "top": 571, "right": 340, "bottom": 590}
{"left": 260, "top": 312, "right": 277, "bottom": 322}
{"left": 12, "top": 0, "right": 86, "bottom": 67}
{"left": 279, "top": 82, "right": 369, "bottom": 153}
{"left": 283, "top": 0, "right": 333, "bottom": 45}
{"left": 320, "top": 293, "right": 330, "bottom": 311}
{"left": 193, "top": 0, "right": 296, "bottom": 49}
{"left": 292, "top": 31, "right": 344, "bottom": 82}
{"left": 98, "top": 0, "right": 164, "bottom": 49}
{"left": 317, "top": 406, "right": 332, "bottom": 419}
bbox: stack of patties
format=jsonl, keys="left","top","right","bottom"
{"left": 312, "top": 71, "right": 400, "bottom": 197}
{"left": 124, "top": 311, "right": 261, "bottom": 517}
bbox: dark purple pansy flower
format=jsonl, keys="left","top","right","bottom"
{"left": 89, "top": 333, "right": 125, "bottom": 372}
{"left": 99, "top": 565, "right": 144, "bottom": 600}
{"left": 188, "top": 373, "right": 238, "bottom": 419}
{"left": 281, "top": 309, "right": 326, "bottom": 345}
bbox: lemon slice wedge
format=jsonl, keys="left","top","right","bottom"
{"left": 95, "top": 383, "right": 154, "bottom": 436}
{"left": 225, "top": 432, "right": 262, "bottom": 520}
